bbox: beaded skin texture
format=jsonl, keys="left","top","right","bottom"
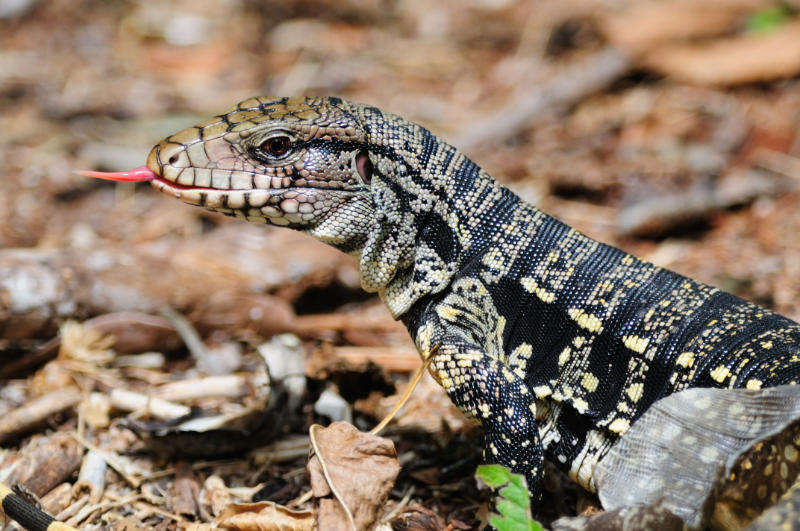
{"left": 145, "top": 96, "right": 800, "bottom": 507}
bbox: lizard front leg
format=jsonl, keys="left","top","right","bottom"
{"left": 427, "top": 342, "right": 545, "bottom": 503}
{"left": 411, "top": 275, "right": 546, "bottom": 504}
{"left": 406, "top": 276, "right": 544, "bottom": 506}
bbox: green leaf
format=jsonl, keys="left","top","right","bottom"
{"left": 496, "top": 499, "right": 528, "bottom": 522}
{"left": 746, "top": 5, "right": 793, "bottom": 35}
{"left": 499, "top": 482, "right": 528, "bottom": 509}
{"left": 476, "top": 464, "right": 512, "bottom": 488}
{"left": 475, "top": 464, "right": 545, "bottom": 531}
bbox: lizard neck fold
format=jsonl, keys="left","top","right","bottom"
{"left": 350, "top": 102, "right": 522, "bottom": 318}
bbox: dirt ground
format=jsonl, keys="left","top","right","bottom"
{"left": 1, "top": 0, "right": 799, "bottom": 529}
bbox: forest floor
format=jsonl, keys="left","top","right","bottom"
{"left": 1, "top": 0, "right": 799, "bottom": 528}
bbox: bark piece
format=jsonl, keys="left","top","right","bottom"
{"left": 3, "top": 432, "right": 83, "bottom": 497}
{"left": 171, "top": 461, "right": 200, "bottom": 518}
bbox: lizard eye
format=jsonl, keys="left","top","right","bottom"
{"left": 259, "top": 135, "right": 292, "bottom": 158}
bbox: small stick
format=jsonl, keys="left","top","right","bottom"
{"left": 71, "top": 433, "right": 141, "bottom": 489}
{"left": 370, "top": 345, "right": 438, "bottom": 435}
{"left": 0, "top": 387, "right": 82, "bottom": 443}
{"left": 159, "top": 307, "right": 225, "bottom": 375}
{"left": 154, "top": 375, "right": 247, "bottom": 402}
{"left": 108, "top": 388, "right": 191, "bottom": 420}
{"left": 74, "top": 451, "right": 107, "bottom": 503}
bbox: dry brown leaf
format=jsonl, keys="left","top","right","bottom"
{"left": 599, "top": 0, "right": 771, "bottom": 54}
{"left": 216, "top": 500, "right": 313, "bottom": 531}
{"left": 641, "top": 20, "right": 800, "bottom": 86}
{"left": 308, "top": 422, "right": 400, "bottom": 530}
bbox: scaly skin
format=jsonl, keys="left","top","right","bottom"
{"left": 143, "top": 96, "right": 800, "bottom": 510}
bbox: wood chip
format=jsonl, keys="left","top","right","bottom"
{"left": 0, "top": 386, "right": 82, "bottom": 443}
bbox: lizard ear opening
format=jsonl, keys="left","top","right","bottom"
{"left": 356, "top": 151, "right": 372, "bottom": 184}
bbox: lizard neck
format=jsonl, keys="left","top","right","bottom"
{"left": 355, "top": 107, "right": 523, "bottom": 317}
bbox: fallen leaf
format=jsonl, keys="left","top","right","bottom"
{"left": 642, "top": 20, "right": 800, "bottom": 86}
{"left": 308, "top": 422, "right": 400, "bottom": 530}
{"left": 216, "top": 500, "right": 313, "bottom": 531}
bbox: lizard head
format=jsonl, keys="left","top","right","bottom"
{"left": 145, "top": 96, "right": 376, "bottom": 252}
{"left": 81, "top": 96, "right": 462, "bottom": 314}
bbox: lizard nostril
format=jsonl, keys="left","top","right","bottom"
{"left": 168, "top": 154, "right": 179, "bottom": 165}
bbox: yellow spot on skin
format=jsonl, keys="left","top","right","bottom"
{"left": 436, "top": 305, "right": 461, "bottom": 321}
{"left": 784, "top": 445, "right": 799, "bottom": 463}
{"left": 623, "top": 335, "right": 650, "bottom": 354}
{"left": 608, "top": 418, "right": 630, "bottom": 434}
{"left": 746, "top": 379, "right": 763, "bottom": 390}
{"left": 710, "top": 365, "right": 731, "bottom": 383}
{"left": 644, "top": 309, "right": 655, "bottom": 321}
{"left": 761, "top": 340, "right": 773, "bottom": 349}
{"left": 533, "top": 385, "right": 552, "bottom": 398}
{"left": 621, "top": 255, "right": 634, "bottom": 265}
{"left": 573, "top": 336, "right": 586, "bottom": 348}
{"left": 676, "top": 351, "right": 694, "bottom": 368}
{"left": 626, "top": 383, "right": 644, "bottom": 402}
{"left": 559, "top": 347, "right": 572, "bottom": 366}
{"left": 568, "top": 309, "right": 603, "bottom": 333}
{"left": 581, "top": 373, "right": 599, "bottom": 393}
{"left": 520, "top": 277, "right": 555, "bottom": 303}
{"left": 572, "top": 398, "right": 589, "bottom": 413}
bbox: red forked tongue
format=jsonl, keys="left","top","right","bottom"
{"left": 76, "top": 166, "right": 157, "bottom": 182}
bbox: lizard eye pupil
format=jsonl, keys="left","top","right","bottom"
{"left": 261, "top": 136, "right": 291, "bottom": 157}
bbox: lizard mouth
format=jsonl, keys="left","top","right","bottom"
{"left": 78, "top": 166, "right": 332, "bottom": 223}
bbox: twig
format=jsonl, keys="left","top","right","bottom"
{"left": 382, "top": 485, "right": 416, "bottom": 522}
{"left": 108, "top": 388, "right": 191, "bottom": 420}
{"left": 71, "top": 433, "right": 141, "bottom": 489}
{"left": 449, "top": 47, "right": 631, "bottom": 154}
{"left": 159, "top": 306, "right": 226, "bottom": 374}
{"left": 754, "top": 148, "right": 800, "bottom": 181}
{"left": 0, "top": 387, "right": 82, "bottom": 443}
{"left": 370, "top": 346, "right": 438, "bottom": 435}
{"left": 74, "top": 450, "right": 107, "bottom": 503}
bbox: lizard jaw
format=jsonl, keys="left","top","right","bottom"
{"left": 79, "top": 164, "right": 352, "bottom": 227}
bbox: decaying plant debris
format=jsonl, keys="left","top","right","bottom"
{"left": 1, "top": 0, "right": 800, "bottom": 528}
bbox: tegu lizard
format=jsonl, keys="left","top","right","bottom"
{"left": 83, "top": 96, "right": 800, "bottom": 512}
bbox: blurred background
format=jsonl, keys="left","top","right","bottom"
{"left": 1, "top": 0, "right": 800, "bottom": 526}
